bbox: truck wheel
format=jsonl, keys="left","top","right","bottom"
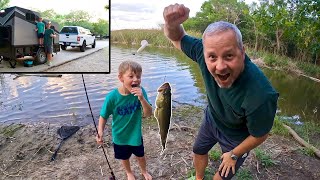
{"left": 92, "top": 40, "right": 96, "bottom": 48}
{"left": 80, "top": 41, "right": 86, "bottom": 52}
{"left": 34, "top": 48, "right": 46, "bottom": 65}
{"left": 61, "top": 45, "right": 66, "bottom": 50}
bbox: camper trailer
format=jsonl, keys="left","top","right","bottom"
{"left": 0, "top": 6, "right": 60, "bottom": 68}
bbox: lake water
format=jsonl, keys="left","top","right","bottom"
{"left": 0, "top": 45, "right": 319, "bottom": 126}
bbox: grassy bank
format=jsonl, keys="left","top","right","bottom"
{"left": 111, "top": 29, "right": 201, "bottom": 47}
{"left": 272, "top": 116, "right": 320, "bottom": 153}
{"left": 111, "top": 29, "right": 320, "bottom": 79}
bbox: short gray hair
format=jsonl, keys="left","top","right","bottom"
{"left": 202, "top": 21, "right": 243, "bottom": 51}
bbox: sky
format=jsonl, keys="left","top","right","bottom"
{"left": 8, "top": 0, "right": 109, "bottom": 22}
{"left": 111, "top": 0, "right": 258, "bottom": 30}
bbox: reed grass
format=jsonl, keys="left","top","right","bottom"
{"left": 111, "top": 29, "right": 201, "bottom": 48}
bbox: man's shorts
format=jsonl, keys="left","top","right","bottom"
{"left": 44, "top": 45, "right": 53, "bottom": 54}
{"left": 193, "top": 107, "right": 250, "bottom": 180}
{"left": 113, "top": 140, "right": 144, "bottom": 160}
{"left": 37, "top": 33, "right": 44, "bottom": 38}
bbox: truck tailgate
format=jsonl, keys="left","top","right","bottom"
{"left": 59, "top": 34, "right": 78, "bottom": 43}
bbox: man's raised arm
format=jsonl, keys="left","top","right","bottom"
{"left": 163, "top": 4, "right": 190, "bottom": 50}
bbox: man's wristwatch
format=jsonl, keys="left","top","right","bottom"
{"left": 230, "top": 150, "right": 238, "bottom": 161}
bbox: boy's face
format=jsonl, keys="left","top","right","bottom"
{"left": 118, "top": 69, "right": 142, "bottom": 91}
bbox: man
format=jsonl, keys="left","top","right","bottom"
{"left": 44, "top": 22, "right": 56, "bottom": 66}
{"left": 163, "top": 4, "right": 279, "bottom": 180}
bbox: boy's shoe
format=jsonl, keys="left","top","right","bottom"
{"left": 47, "top": 61, "right": 52, "bottom": 66}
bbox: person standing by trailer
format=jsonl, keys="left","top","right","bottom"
{"left": 35, "top": 17, "right": 45, "bottom": 47}
{"left": 44, "top": 22, "right": 56, "bottom": 66}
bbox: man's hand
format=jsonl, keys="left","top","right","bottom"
{"left": 163, "top": 4, "right": 190, "bottom": 27}
{"left": 218, "top": 151, "right": 237, "bottom": 178}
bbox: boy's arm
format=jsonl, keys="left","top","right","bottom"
{"left": 140, "top": 98, "right": 152, "bottom": 118}
{"left": 96, "top": 116, "right": 107, "bottom": 144}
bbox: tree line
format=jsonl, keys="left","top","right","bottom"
{"left": 183, "top": 0, "right": 319, "bottom": 65}
{"left": 39, "top": 9, "right": 109, "bottom": 37}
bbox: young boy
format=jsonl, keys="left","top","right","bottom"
{"left": 96, "top": 60, "right": 153, "bottom": 180}
{"left": 44, "top": 22, "right": 56, "bottom": 66}
{"left": 35, "top": 17, "right": 45, "bottom": 47}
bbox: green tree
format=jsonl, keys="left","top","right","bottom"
{"left": 65, "top": 10, "right": 91, "bottom": 24}
{"left": 93, "top": 19, "right": 109, "bottom": 37}
{"left": 0, "top": 0, "right": 10, "bottom": 10}
{"left": 183, "top": 0, "right": 250, "bottom": 34}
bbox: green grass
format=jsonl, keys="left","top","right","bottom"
{"left": 297, "top": 61, "right": 320, "bottom": 79}
{"left": 187, "top": 168, "right": 213, "bottom": 180}
{"left": 208, "top": 149, "right": 221, "bottom": 161}
{"left": 271, "top": 116, "right": 290, "bottom": 137}
{"left": 273, "top": 115, "right": 320, "bottom": 152}
{"left": 236, "top": 168, "right": 253, "bottom": 180}
{"left": 111, "top": 29, "right": 201, "bottom": 48}
{"left": 288, "top": 121, "right": 320, "bottom": 150}
{"left": 254, "top": 148, "right": 275, "bottom": 168}
{"left": 0, "top": 124, "right": 25, "bottom": 137}
{"left": 299, "top": 147, "right": 316, "bottom": 157}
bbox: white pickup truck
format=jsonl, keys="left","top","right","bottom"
{"left": 59, "top": 26, "right": 96, "bottom": 52}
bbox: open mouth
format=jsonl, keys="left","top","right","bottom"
{"left": 131, "top": 84, "right": 139, "bottom": 88}
{"left": 216, "top": 73, "right": 230, "bottom": 81}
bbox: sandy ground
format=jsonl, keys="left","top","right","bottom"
{"left": 0, "top": 105, "right": 319, "bottom": 180}
{"left": 44, "top": 48, "right": 109, "bottom": 73}
{"left": 0, "top": 40, "right": 109, "bottom": 73}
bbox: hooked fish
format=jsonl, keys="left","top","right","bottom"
{"left": 154, "top": 82, "right": 172, "bottom": 152}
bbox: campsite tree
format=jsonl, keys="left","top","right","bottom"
{"left": 93, "top": 19, "right": 109, "bottom": 37}
{"left": 0, "top": 0, "right": 10, "bottom": 10}
{"left": 65, "top": 10, "right": 91, "bottom": 24}
{"left": 105, "top": 5, "right": 109, "bottom": 11}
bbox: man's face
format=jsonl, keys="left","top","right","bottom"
{"left": 203, "top": 30, "right": 245, "bottom": 88}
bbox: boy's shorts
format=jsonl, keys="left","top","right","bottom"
{"left": 44, "top": 45, "right": 53, "bottom": 54}
{"left": 37, "top": 33, "right": 44, "bottom": 38}
{"left": 193, "top": 107, "right": 250, "bottom": 180}
{"left": 114, "top": 140, "right": 144, "bottom": 160}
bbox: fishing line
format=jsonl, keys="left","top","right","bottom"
{"left": 81, "top": 74, "right": 116, "bottom": 180}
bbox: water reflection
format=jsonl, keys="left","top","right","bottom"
{"left": 265, "top": 69, "right": 319, "bottom": 123}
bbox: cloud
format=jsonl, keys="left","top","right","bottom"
{"left": 112, "top": 3, "right": 155, "bottom": 14}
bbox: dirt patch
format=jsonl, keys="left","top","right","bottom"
{"left": 0, "top": 105, "right": 319, "bottom": 180}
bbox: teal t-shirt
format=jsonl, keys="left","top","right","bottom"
{"left": 44, "top": 29, "right": 54, "bottom": 46}
{"left": 36, "top": 22, "right": 45, "bottom": 34}
{"left": 181, "top": 35, "right": 279, "bottom": 141}
{"left": 100, "top": 87, "right": 151, "bottom": 146}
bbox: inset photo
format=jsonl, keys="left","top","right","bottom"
{"left": 0, "top": 0, "right": 110, "bottom": 73}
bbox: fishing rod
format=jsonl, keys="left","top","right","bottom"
{"left": 81, "top": 74, "right": 116, "bottom": 180}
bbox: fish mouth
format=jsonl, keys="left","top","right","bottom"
{"left": 158, "top": 82, "right": 171, "bottom": 92}
{"left": 216, "top": 73, "right": 230, "bottom": 82}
